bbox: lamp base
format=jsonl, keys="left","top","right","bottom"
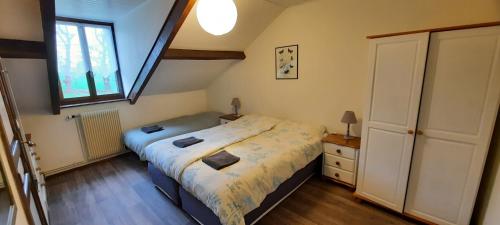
{"left": 344, "top": 123, "right": 354, "bottom": 140}
{"left": 343, "top": 135, "right": 355, "bottom": 140}
{"left": 233, "top": 107, "right": 238, "bottom": 117}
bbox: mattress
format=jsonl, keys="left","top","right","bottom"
{"left": 123, "top": 111, "right": 222, "bottom": 160}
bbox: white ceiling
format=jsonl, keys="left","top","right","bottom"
{"left": 171, "top": 0, "right": 285, "bottom": 50}
{"left": 55, "top": 0, "right": 147, "bottom": 22}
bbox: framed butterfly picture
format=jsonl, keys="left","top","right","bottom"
{"left": 275, "top": 44, "right": 298, "bottom": 79}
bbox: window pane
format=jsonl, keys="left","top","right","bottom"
{"left": 56, "top": 23, "right": 90, "bottom": 99}
{"left": 85, "top": 26, "right": 120, "bottom": 95}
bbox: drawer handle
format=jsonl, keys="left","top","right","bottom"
{"left": 335, "top": 161, "right": 340, "bottom": 166}
{"left": 35, "top": 156, "right": 41, "bottom": 160}
{"left": 336, "top": 149, "right": 342, "bottom": 154}
{"left": 334, "top": 173, "right": 340, "bottom": 178}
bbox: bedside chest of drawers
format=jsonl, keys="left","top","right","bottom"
{"left": 322, "top": 133, "right": 361, "bottom": 188}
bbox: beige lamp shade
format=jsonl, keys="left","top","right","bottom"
{"left": 341, "top": 111, "right": 357, "bottom": 124}
{"left": 231, "top": 98, "right": 241, "bottom": 108}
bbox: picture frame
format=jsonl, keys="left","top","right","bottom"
{"left": 275, "top": 44, "right": 298, "bottom": 79}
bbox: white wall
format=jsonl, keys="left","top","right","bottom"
{"left": 114, "top": 0, "right": 175, "bottom": 96}
{"left": 207, "top": 0, "right": 500, "bottom": 135}
{"left": 22, "top": 90, "right": 207, "bottom": 173}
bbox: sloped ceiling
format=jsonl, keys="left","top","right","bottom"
{"left": 264, "top": 0, "right": 310, "bottom": 7}
{"left": 144, "top": 0, "right": 311, "bottom": 95}
{"left": 142, "top": 60, "right": 238, "bottom": 95}
{"left": 170, "top": 0, "right": 284, "bottom": 50}
{"left": 55, "top": 0, "right": 147, "bottom": 22}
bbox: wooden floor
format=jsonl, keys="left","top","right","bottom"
{"left": 46, "top": 154, "right": 418, "bottom": 225}
{"left": 0, "top": 189, "right": 11, "bottom": 223}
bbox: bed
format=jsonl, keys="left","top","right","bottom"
{"left": 145, "top": 115, "right": 281, "bottom": 207}
{"left": 145, "top": 115, "right": 325, "bottom": 225}
{"left": 123, "top": 111, "right": 223, "bottom": 160}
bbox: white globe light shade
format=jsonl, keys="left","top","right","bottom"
{"left": 196, "top": 0, "right": 237, "bottom": 36}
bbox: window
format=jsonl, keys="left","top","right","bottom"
{"left": 56, "top": 18, "right": 124, "bottom": 105}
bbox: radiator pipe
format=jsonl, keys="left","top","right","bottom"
{"left": 65, "top": 114, "right": 80, "bottom": 120}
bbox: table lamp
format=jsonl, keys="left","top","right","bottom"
{"left": 341, "top": 111, "right": 357, "bottom": 140}
{"left": 231, "top": 98, "right": 241, "bottom": 116}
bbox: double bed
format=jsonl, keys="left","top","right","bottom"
{"left": 126, "top": 114, "right": 325, "bottom": 225}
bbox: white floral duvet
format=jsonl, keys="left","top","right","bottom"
{"left": 180, "top": 121, "right": 326, "bottom": 225}
{"left": 144, "top": 115, "right": 281, "bottom": 181}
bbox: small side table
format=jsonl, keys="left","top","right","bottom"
{"left": 322, "top": 133, "right": 361, "bottom": 188}
{"left": 219, "top": 114, "right": 243, "bottom": 125}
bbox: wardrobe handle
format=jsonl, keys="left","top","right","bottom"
{"left": 408, "top": 130, "right": 414, "bottom": 134}
{"left": 417, "top": 130, "right": 424, "bottom": 135}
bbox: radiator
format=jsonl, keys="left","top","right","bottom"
{"left": 78, "top": 109, "right": 123, "bottom": 160}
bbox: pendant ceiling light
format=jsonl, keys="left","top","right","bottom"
{"left": 196, "top": 0, "right": 237, "bottom": 36}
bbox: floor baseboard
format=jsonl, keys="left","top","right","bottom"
{"left": 44, "top": 151, "right": 131, "bottom": 177}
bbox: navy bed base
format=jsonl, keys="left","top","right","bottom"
{"left": 148, "top": 163, "right": 181, "bottom": 205}
{"left": 149, "top": 155, "right": 322, "bottom": 225}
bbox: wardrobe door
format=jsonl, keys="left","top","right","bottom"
{"left": 356, "top": 33, "right": 429, "bottom": 212}
{"left": 404, "top": 26, "right": 500, "bottom": 225}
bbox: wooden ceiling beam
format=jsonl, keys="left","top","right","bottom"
{"left": 39, "top": 0, "right": 61, "bottom": 114}
{"left": 0, "top": 41, "right": 246, "bottom": 61}
{"left": 127, "top": 0, "right": 197, "bottom": 104}
{"left": 0, "top": 39, "right": 46, "bottom": 59}
{"left": 164, "top": 49, "right": 246, "bottom": 60}
{"left": 367, "top": 21, "right": 500, "bottom": 39}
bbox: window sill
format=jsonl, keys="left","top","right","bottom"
{"left": 60, "top": 98, "right": 129, "bottom": 109}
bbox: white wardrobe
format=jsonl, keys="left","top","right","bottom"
{"left": 356, "top": 25, "right": 500, "bottom": 225}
